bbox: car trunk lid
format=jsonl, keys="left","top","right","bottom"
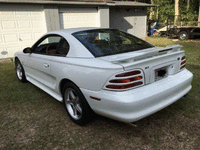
{"left": 98, "top": 45, "right": 185, "bottom": 85}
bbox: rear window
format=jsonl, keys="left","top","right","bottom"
{"left": 72, "top": 29, "right": 154, "bottom": 57}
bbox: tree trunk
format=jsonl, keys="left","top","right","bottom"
{"left": 175, "top": 0, "right": 179, "bottom": 25}
{"left": 198, "top": 2, "right": 200, "bottom": 26}
{"left": 149, "top": 0, "right": 154, "bottom": 20}
{"left": 187, "top": 0, "right": 190, "bottom": 11}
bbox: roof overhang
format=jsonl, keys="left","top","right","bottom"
{"left": 111, "top": 1, "right": 157, "bottom": 7}
{"left": 0, "top": 0, "right": 156, "bottom": 7}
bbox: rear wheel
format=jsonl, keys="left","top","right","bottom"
{"left": 178, "top": 31, "right": 188, "bottom": 40}
{"left": 15, "top": 58, "right": 27, "bottom": 82}
{"left": 63, "top": 82, "right": 94, "bottom": 125}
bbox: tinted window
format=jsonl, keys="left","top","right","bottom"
{"left": 72, "top": 29, "right": 154, "bottom": 57}
{"left": 33, "top": 35, "right": 69, "bottom": 56}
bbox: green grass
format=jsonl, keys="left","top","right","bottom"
{"left": 0, "top": 37, "right": 200, "bottom": 149}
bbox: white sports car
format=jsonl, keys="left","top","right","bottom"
{"left": 14, "top": 28, "right": 193, "bottom": 125}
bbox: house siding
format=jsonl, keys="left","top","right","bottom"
{"left": 0, "top": 1, "right": 153, "bottom": 59}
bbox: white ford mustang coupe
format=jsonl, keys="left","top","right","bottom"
{"left": 14, "top": 28, "right": 193, "bottom": 125}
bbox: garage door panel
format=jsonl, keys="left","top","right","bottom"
{"left": 2, "top": 20, "right": 16, "bottom": 29}
{"left": 4, "top": 34, "right": 18, "bottom": 43}
{"left": 81, "top": 15, "right": 89, "bottom": 21}
{"left": 7, "top": 46, "right": 20, "bottom": 57}
{"left": 32, "top": 20, "right": 44, "bottom": 28}
{"left": 19, "top": 33, "right": 33, "bottom": 41}
{"left": 0, "top": 4, "right": 46, "bottom": 58}
{"left": 18, "top": 20, "right": 31, "bottom": 28}
{"left": 34, "top": 32, "right": 44, "bottom": 40}
{"left": 0, "top": 36, "right": 3, "bottom": 43}
{"left": 59, "top": 7, "right": 99, "bottom": 29}
{"left": 21, "top": 44, "right": 32, "bottom": 50}
{"left": 69, "top": 15, "right": 80, "bottom": 22}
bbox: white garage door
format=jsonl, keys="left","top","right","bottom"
{"left": 0, "top": 4, "right": 46, "bottom": 59}
{"left": 59, "top": 7, "right": 99, "bottom": 29}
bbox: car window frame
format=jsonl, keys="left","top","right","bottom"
{"left": 72, "top": 29, "right": 155, "bottom": 58}
{"left": 31, "top": 34, "right": 70, "bottom": 57}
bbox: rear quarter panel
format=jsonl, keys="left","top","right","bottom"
{"left": 50, "top": 56, "right": 124, "bottom": 93}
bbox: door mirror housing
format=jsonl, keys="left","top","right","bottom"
{"left": 23, "top": 47, "right": 32, "bottom": 53}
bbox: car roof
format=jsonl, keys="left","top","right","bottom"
{"left": 48, "top": 27, "right": 108, "bottom": 35}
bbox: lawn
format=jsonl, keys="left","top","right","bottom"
{"left": 0, "top": 37, "right": 199, "bottom": 149}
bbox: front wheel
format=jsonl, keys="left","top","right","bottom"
{"left": 63, "top": 82, "right": 94, "bottom": 125}
{"left": 178, "top": 31, "right": 188, "bottom": 40}
{"left": 15, "top": 58, "right": 27, "bottom": 82}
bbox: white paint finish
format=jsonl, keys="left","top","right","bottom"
{"left": 98, "top": 6, "right": 109, "bottom": 28}
{"left": 19, "top": 33, "right": 33, "bottom": 41}
{"left": 7, "top": 46, "right": 20, "bottom": 57}
{"left": 14, "top": 29, "right": 193, "bottom": 124}
{"left": 59, "top": 7, "right": 99, "bottom": 29}
{"left": 46, "top": 30, "right": 95, "bottom": 58}
{"left": 18, "top": 20, "right": 31, "bottom": 28}
{"left": 4, "top": 34, "right": 18, "bottom": 42}
{"left": 0, "top": 4, "right": 46, "bottom": 58}
{"left": 33, "top": 32, "right": 44, "bottom": 41}
{"left": 24, "top": 54, "right": 54, "bottom": 88}
{"left": 0, "top": 35, "right": 3, "bottom": 43}
{"left": 2, "top": 20, "right": 16, "bottom": 29}
{"left": 26, "top": 76, "right": 63, "bottom": 101}
{"left": 81, "top": 69, "right": 193, "bottom": 123}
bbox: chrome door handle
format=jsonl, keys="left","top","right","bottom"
{"left": 44, "top": 64, "right": 49, "bottom": 68}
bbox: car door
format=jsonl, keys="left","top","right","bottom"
{"left": 25, "top": 35, "right": 62, "bottom": 89}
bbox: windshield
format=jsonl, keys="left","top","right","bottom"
{"left": 72, "top": 29, "right": 154, "bottom": 57}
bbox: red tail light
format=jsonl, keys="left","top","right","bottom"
{"left": 180, "top": 56, "right": 186, "bottom": 70}
{"left": 181, "top": 56, "right": 185, "bottom": 60}
{"left": 115, "top": 70, "right": 141, "bottom": 77}
{"left": 181, "top": 60, "right": 186, "bottom": 65}
{"left": 109, "top": 76, "right": 143, "bottom": 83}
{"left": 180, "top": 64, "right": 186, "bottom": 70}
{"left": 105, "top": 70, "right": 144, "bottom": 90}
{"left": 106, "top": 82, "right": 143, "bottom": 89}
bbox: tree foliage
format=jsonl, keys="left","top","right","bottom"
{"left": 136, "top": 0, "right": 200, "bottom": 23}
{"left": 179, "top": 0, "right": 199, "bottom": 21}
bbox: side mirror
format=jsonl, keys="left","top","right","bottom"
{"left": 23, "top": 47, "right": 32, "bottom": 53}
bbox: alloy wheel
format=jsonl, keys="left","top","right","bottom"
{"left": 64, "top": 88, "right": 82, "bottom": 120}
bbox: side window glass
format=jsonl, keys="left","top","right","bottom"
{"left": 56, "top": 38, "right": 70, "bottom": 56}
{"left": 34, "top": 36, "right": 61, "bottom": 55}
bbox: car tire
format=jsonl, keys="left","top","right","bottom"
{"left": 15, "top": 58, "right": 27, "bottom": 83}
{"left": 178, "top": 31, "right": 188, "bottom": 40}
{"left": 62, "top": 82, "right": 94, "bottom": 125}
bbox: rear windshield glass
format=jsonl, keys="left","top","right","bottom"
{"left": 72, "top": 29, "right": 154, "bottom": 57}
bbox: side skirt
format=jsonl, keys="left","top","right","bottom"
{"left": 27, "top": 76, "right": 63, "bottom": 102}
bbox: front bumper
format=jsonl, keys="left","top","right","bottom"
{"left": 81, "top": 69, "right": 193, "bottom": 123}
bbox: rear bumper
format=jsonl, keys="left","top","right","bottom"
{"left": 81, "top": 69, "right": 193, "bottom": 123}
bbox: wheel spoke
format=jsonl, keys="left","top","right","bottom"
{"left": 72, "top": 105, "right": 77, "bottom": 116}
{"left": 65, "top": 100, "right": 73, "bottom": 105}
{"left": 75, "top": 104, "right": 82, "bottom": 114}
{"left": 69, "top": 90, "right": 76, "bottom": 100}
{"left": 64, "top": 88, "right": 83, "bottom": 120}
{"left": 16, "top": 63, "right": 23, "bottom": 80}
